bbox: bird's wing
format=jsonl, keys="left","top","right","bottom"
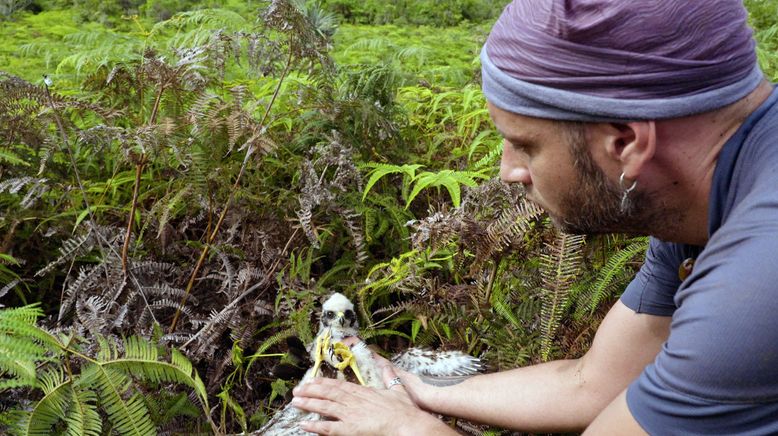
{"left": 392, "top": 348, "right": 484, "bottom": 377}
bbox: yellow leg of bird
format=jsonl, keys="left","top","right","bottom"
{"left": 332, "top": 342, "right": 366, "bottom": 386}
{"left": 311, "top": 330, "right": 331, "bottom": 378}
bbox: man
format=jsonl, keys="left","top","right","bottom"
{"left": 292, "top": 0, "right": 778, "bottom": 433}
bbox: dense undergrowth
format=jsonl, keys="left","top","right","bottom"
{"left": 2, "top": 0, "right": 778, "bottom": 434}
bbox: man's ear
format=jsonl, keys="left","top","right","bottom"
{"left": 602, "top": 121, "right": 656, "bottom": 180}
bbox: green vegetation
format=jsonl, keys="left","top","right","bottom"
{"left": 1, "top": 0, "right": 778, "bottom": 434}
{"left": 321, "top": 0, "right": 506, "bottom": 26}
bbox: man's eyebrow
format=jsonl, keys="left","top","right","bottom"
{"left": 501, "top": 132, "right": 533, "bottom": 145}
{"left": 494, "top": 126, "right": 530, "bottom": 142}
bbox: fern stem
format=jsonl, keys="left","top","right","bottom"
{"left": 121, "top": 158, "right": 145, "bottom": 273}
{"left": 61, "top": 333, "right": 77, "bottom": 381}
{"left": 169, "top": 43, "right": 295, "bottom": 333}
{"left": 482, "top": 261, "right": 498, "bottom": 316}
{"left": 121, "top": 82, "right": 164, "bottom": 273}
{"left": 148, "top": 82, "right": 165, "bottom": 125}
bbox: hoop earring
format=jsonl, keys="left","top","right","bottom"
{"left": 619, "top": 172, "right": 637, "bottom": 213}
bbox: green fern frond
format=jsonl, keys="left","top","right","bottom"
{"left": 575, "top": 237, "right": 649, "bottom": 318}
{"left": 361, "top": 193, "right": 413, "bottom": 242}
{"left": 344, "top": 37, "right": 392, "bottom": 55}
{"left": 246, "top": 327, "right": 297, "bottom": 374}
{"left": 99, "top": 337, "right": 209, "bottom": 410}
{"left": 0, "top": 149, "right": 30, "bottom": 167}
{"left": 0, "top": 305, "right": 56, "bottom": 390}
{"left": 56, "top": 34, "right": 143, "bottom": 75}
{"left": 150, "top": 8, "right": 249, "bottom": 39}
{"left": 539, "top": 233, "right": 585, "bottom": 361}
{"left": 469, "top": 130, "right": 503, "bottom": 170}
{"left": 24, "top": 369, "right": 73, "bottom": 436}
{"left": 64, "top": 388, "right": 101, "bottom": 436}
{"left": 489, "top": 285, "right": 522, "bottom": 330}
{"left": 80, "top": 364, "right": 155, "bottom": 436}
{"left": 23, "top": 368, "right": 99, "bottom": 436}
{"left": 407, "top": 169, "right": 489, "bottom": 208}
{"left": 360, "top": 162, "right": 423, "bottom": 201}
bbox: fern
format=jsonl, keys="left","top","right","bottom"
{"left": 25, "top": 368, "right": 101, "bottom": 436}
{"left": 0, "top": 305, "right": 59, "bottom": 391}
{"left": 64, "top": 387, "right": 102, "bottom": 436}
{"left": 489, "top": 285, "right": 522, "bottom": 330}
{"left": 407, "top": 169, "right": 489, "bottom": 208}
{"left": 0, "top": 307, "right": 213, "bottom": 435}
{"left": 360, "top": 162, "right": 422, "bottom": 201}
{"left": 539, "top": 233, "right": 585, "bottom": 361}
{"left": 574, "top": 237, "right": 649, "bottom": 319}
{"left": 80, "top": 363, "right": 156, "bottom": 436}
{"left": 0, "top": 149, "right": 30, "bottom": 167}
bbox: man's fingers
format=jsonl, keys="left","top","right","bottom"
{"left": 291, "top": 397, "right": 342, "bottom": 419}
{"left": 294, "top": 377, "right": 360, "bottom": 399}
{"left": 299, "top": 419, "right": 336, "bottom": 435}
{"left": 372, "top": 351, "right": 392, "bottom": 368}
{"left": 382, "top": 364, "right": 407, "bottom": 392}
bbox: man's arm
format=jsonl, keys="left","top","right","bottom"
{"left": 406, "top": 300, "right": 669, "bottom": 432}
{"left": 584, "top": 389, "right": 646, "bottom": 435}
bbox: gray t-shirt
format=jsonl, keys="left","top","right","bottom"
{"left": 620, "top": 85, "right": 778, "bottom": 434}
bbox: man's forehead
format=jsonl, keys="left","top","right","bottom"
{"left": 488, "top": 101, "right": 555, "bottom": 141}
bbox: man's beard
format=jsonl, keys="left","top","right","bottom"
{"left": 548, "top": 128, "right": 676, "bottom": 236}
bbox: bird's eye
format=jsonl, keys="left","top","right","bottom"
{"left": 324, "top": 311, "right": 334, "bottom": 318}
{"left": 344, "top": 310, "right": 355, "bottom": 320}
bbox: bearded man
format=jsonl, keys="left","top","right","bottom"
{"left": 291, "top": 1, "right": 778, "bottom": 434}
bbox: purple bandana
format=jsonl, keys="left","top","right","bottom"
{"left": 482, "top": 0, "right": 763, "bottom": 121}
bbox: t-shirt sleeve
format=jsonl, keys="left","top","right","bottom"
{"left": 626, "top": 182, "right": 778, "bottom": 433}
{"left": 619, "top": 237, "right": 686, "bottom": 316}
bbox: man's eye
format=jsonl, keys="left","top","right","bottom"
{"left": 510, "top": 140, "right": 531, "bottom": 152}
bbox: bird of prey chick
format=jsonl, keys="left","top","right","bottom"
{"left": 257, "top": 292, "right": 483, "bottom": 435}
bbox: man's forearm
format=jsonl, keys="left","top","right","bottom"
{"left": 416, "top": 357, "right": 610, "bottom": 432}
{"left": 407, "top": 302, "right": 671, "bottom": 433}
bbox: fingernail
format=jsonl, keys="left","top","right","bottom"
{"left": 292, "top": 387, "right": 300, "bottom": 395}
{"left": 291, "top": 397, "right": 301, "bottom": 405}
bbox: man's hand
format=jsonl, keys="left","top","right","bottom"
{"left": 292, "top": 363, "right": 455, "bottom": 435}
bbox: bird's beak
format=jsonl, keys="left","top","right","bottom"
{"left": 336, "top": 311, "right": 345, "bottom": 326}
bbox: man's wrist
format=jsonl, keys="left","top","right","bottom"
{"left": 397, "top": 410, "right": 456, "bottom": 436}
{"left": 406, "top": 376, "right": 440, "bottom": 412}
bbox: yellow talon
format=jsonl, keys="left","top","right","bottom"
{"left": 311, "top": 329, "right": 331, "bottom": 378}
{"left": 332, "top": 342, "right": 366, "bottom": 386}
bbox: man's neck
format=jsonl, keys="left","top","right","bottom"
{"left": 653, "top": 81, "right": 773, "bottom": 246}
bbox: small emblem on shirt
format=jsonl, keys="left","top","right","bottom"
{"left": 678, "top": 258, "right": 695, "bottom": 281}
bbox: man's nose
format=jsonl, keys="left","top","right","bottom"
{"left": 500, "top": 141, "right": 532, "bottom": 185}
